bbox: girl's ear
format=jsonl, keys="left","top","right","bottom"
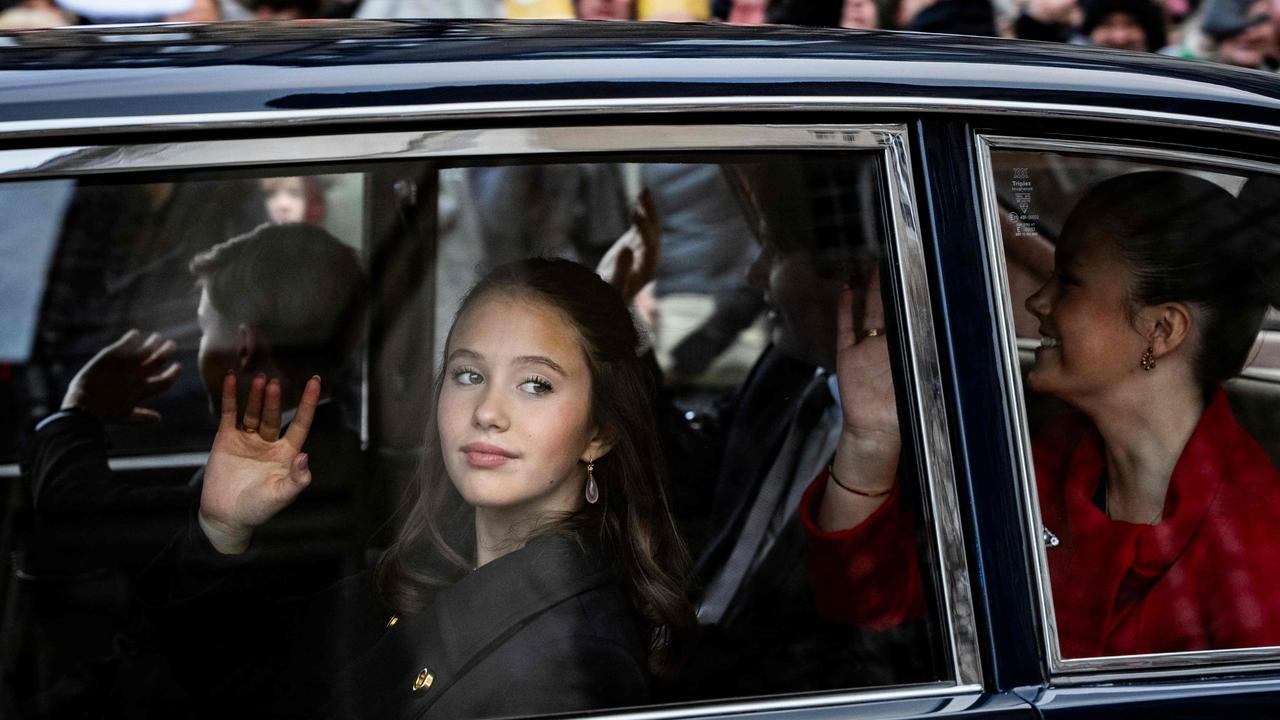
{"left": 1142, "top": 301, "right": 1193, "bottom": 360}
{"left": 581, "top": 424, "right": 618, "bottom": 464}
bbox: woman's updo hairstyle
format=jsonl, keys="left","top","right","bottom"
{"left": 1060, "top": 171, "right": 1280, "bottom": 394}
{"left": 377, "top": 257, "right": 693, "bottom": 676}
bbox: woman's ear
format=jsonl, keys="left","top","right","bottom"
{"left": 1143, "top": 301, "right": 1194, "bottom": 359}
{"left": 581, "top": 425, "right": 618, "bottom": 465}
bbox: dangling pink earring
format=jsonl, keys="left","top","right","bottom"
{"left": 585, "top": 461, "right": 599, "bottom": 505}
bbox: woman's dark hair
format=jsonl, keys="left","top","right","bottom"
{"left": 376, "top": 257, "right": 694, "bottom": 675}
{"left": 1061, "top": 171, "right": 1280, "bottom": 394}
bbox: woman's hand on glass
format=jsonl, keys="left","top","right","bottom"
{"left": 197, "top": 373, "right": 320, "bottom": 555}
{"left": 823, "top": 270, "right": 901, "bottom": 531}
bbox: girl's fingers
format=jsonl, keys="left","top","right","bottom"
{"left": 288, "top": 452, "right": 312, "bottom": 489}
{"left": 219, "top": 372, "right": 238, "bottom": 431}
{"left": 242, "top": 374, "right": 267, "bottom": 432}
{"left": 259, "top": 379, "right": 283, "bottom": 441}
{"left": 283, "top": 376, "right": 322, "bottom": 450}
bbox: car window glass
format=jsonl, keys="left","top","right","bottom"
{"left": 0, "top": 172, "right": 366, "bottom": 463}
{"left": 4, "top": 151, "right": 953, "bottom": 716}
{"left": 988, "top": 147, "right": 1280, "bottom": 661}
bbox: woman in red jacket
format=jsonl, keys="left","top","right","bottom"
{"left": 803, "top": 171, "right": 1280, "bottom": 657}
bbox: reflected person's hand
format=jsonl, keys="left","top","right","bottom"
{"left": 61, "top": 329, "right": 182, "bottom": 423}
{"left": 198, "top": 373, "right": 320, "bottom": 555}
{"left": 598, "top": 189, "right": 661, "bottom": 305}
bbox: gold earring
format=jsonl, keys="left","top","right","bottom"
{"left": 585, "top": 461, "right": 599, "bottom": 505}
{"left": 1140, "top": 346, "right": 1156, "bottom": 371}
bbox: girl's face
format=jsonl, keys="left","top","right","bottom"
{"left": 1024, "top": 229, "right": 1148, "bottom": 406}
{"left": 438, "top": 293, "right": 609, "bottom": 521}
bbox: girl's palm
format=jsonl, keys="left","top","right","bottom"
{"left": 199, "top": 373, "right": 320, "bottom": 550}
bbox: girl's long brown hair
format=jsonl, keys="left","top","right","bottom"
{"left": 376, "top": 257, "right": 693, "bottom": 676}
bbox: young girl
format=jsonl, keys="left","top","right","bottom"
{"left": 161, "top": 257, "right": 692, "bottom": 718}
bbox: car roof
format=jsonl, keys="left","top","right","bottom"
{"left": 1, "top": 19, "right": 1278, "bottom": 138}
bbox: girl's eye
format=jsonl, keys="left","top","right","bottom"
{"left": 452, "top": 367, "right": 483, "bottom": 385}
{"left": 518, "top": 376, "right": 553, "bottom": 395}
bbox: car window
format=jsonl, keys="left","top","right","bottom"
{"left": 3, "top": 141, "right": 964, "bottom": 716}
{"left": 984, "top": 143, "right": 1280, "bottom": 668}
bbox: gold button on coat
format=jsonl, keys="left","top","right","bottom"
{"left": 412, "top": 668, "right": 434, "bottom": 691}
{"left": 386, "top": 615, "right": 399, "bottom": 627}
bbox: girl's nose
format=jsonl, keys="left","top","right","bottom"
{"left": 471, "top": 386, "right": 509, "bottom": 431}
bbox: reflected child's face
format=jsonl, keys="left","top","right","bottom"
{"left": 263, "top": 177, "right": 308, "bottom": 225}
{"left": 438, "top": 293, "right": 608, "bottom": 522}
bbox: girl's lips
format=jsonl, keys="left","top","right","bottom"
{"left": 465, "top": 450, "right": 511, "bottom": 468}
{"left": 461, "top": 443, "right": 516, "bottom": 468}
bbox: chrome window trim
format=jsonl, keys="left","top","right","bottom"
{"left": 1, "top": 122, "right": 982, "bottom": 706}
{"left": 0, "top": 124, "right": 900, "bottom": 179}
{"left": 882, "top": 127, "right": 983, "bottom": 688}
{"left": 0, "top": 452, "right": 208, "bottom": 479}
{"left": 975, "top": 132, "right": 1280, "bottom": 680}
{"left": 0, "top": 95, "right": 1279, "bottom": 143}
{"left": 581, "top": 683, "right": 986, "bottom": 720}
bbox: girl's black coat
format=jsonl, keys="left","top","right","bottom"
{"left": 141, "top": 526, "right": 650, "bottom": 719}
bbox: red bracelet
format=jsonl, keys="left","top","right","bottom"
{"left": 827, "top": 464, "right": 893, "bottom": 498}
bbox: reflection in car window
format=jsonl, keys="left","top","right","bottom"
{"left": 990, "top": 149, "right": 1280, "bottom": 659}
{"left": 3, "top": 153, "right": 949, "bottom": 717}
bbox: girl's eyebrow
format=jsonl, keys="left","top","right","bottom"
{"left": 445, "top": 348, "right": 482, "bottom": 364}
{"left": 515, "top": 355, "right": 567, "bottom": 376}
{"left": 446, "top": 349, "right": 566, "bottom": 376}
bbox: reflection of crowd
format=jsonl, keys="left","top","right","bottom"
{"left": 5, "top": 0, "right": 1276, "bottom": 72}
{"left": 0, "top": 0, "right": 1265, "bottom": 72}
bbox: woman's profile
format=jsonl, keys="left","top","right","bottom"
{"left": 149, "top": 257, "right": 692, "bottom": 718}
{"left": 801, "top": 170, "right": 1280, "bottom": 657}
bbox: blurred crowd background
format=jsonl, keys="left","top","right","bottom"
{"left": 0, "top": 0, "right": 1275, "bottom": 68}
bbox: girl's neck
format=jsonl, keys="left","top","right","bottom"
{"left": 1084, "top": 379, "right": 1204, "bottom": 524}
{"left": 476, "top": 504, "right": 540, "bottom": 566}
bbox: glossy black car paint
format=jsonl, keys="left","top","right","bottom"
{"left": 1, "top": 21, "right": 1279, "bottom": 133}
{"left": 3, "top": 19, "right": 1279, "bottom": 720}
